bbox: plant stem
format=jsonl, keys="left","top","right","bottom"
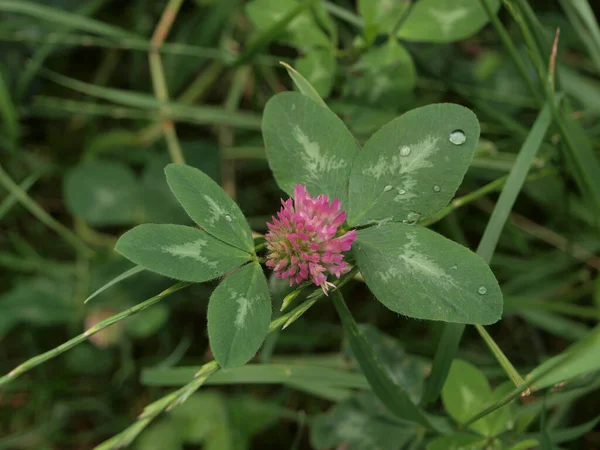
{"left": 421, "top": 168, "right": 557, "bottom": 226}
{"left": 475, "top": 325, "right": 525, "bottom": 386}
{"left": 0, "top": 164, "right": 92, "bottom": 256}
{"left": 149, "top": 0, "right": 185, "bottom": 164}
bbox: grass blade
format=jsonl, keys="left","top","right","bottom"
{"left": 85, "top": 266, "right": 145, "bottom": 304}
{"left": 476, "top": 103, "right": 552, "bottom": 262}
{"left": 0, "top": 163, "right": 91, "bottom": 255}
{"left": 423, "top": 103, "right": 553, "bottom": 404}
{"left": 279, "top": 61, "right": 326, "bottom": 107}
{"left": 0, "top": 0, "right": 141, "bottom": 41}
{"left": 40, "top": 69, "right": 262, "bottom": 129}
{"left": 142, "top": 363, "right": 369, "bottom": 390}
{"left": 331, "top": 290, "right": 434, "bottom": 430}
{"left": 0, "top": 67, "right": 19, "bottom": 142}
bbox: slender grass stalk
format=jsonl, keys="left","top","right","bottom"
{"left": 0, "top": 164, "right": 92, "bottom": 256}
{"left": 323, "top": 1, "right": 364, "bottom": 29}
{"left": 0, "top": 282, "right": 190, "bottom": 387}
{"left": 421, "top": 168, "right": 557, "bottom": 227}
{"left": 0, "top": 173, "right": 39, "bottom": 220}
{"left": 149, "top": 0, "right": 185, "bottom": 164}
{"left": 219, "top": 65, "right": 252, "bottom": 198}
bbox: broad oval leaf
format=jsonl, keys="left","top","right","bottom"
{"left": 427, "top": 433, "right": 488, "bottom": 450}
{"left": 64, "top": 160, "right": 140, "bottom": 226}
{"left": 295, "top": 50, "right": 336, "bottom": 98}
{"left": 311, "top": 393, "right": 419, "bottom": 450}
{"left": 165, "top": 164, "right": 254, "bottom": 253}
{"left": 115, "top": 224, "right": 251, "bottom": 282}
{"left": 346, "top": 39, "right": 416, "bottom": 108}
{"left": 358, "top": 0, "right": 410, "bottom": 44}
{"left": 355, "top": 223, "right": 502, "bottom": 324}
{"left": 262, "top": 92, "right": 360, "bottom": 205}
{"left": 397, "top": 0, "right": 501, "bottom": 43}
{"left": 208, "top": 262, "right": 271, "bottom": 368}
{"left": 347, "top": 103, "right": 480, "bottom": 226}
{"left": 441, "top": 360, "right": 513, "bottom": 436}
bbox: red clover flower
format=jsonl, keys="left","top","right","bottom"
{"left": 265, "top": 185, "right": 357, "bottom": 294}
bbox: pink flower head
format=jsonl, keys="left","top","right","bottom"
{"left": 265, "top": 185, "right": 357, "bottom": 294}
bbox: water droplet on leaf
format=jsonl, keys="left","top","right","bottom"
{"left": 225, "top": 215, "right": 232, "bottom": 223}
{"left": 433, "top": 185, "right": 441, "bottom": 192}
{"left": 399, "top": 146, "right": 411, "bottom": 157}
{"left": 383, "top": 185, "right": 393, "bottom": 192}
{"left": 404, "top": 211, "right": 421, "bottom": 225}
{"left": 449, "top": 130, "right": 466, "bottom": 145}
{"left": 398, "top": 189, "right": 406, "bottom": 195}
{"left": 478, "top": 286, "right": 487, "bottom": 295}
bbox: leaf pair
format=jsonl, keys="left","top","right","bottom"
{"left": 116, "top": 165, "right": 271, "bottom": 369}
{"left": 262, "top": 91, "right": 503, "bottom": 324}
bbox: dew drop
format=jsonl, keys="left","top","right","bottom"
{"left": 433, "top": 185, "right": 441, "bottom": 192}
{"left": 399, "top": 146, "right": 411, "bottom": 157}
{"left": 478, "top": 286, "right": 487, "bottom": 295}
{"left": 449, "top": 130, "right": 466, "bottom": 145}
{"left": 404, "top": 211, "right": 421, "bottom": 225}
{"left": 225, "top": 215, "right": 232, "bottom": 223}
{"left": 398, "top": 189, "right": 406, "bottom": 195}
{"left": 383, "top": 185, "right": 393, "bottom": 192}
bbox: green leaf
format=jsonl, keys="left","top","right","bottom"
{"left": 237, "top": 0, "right": 319, "bottom": 66}
{"left": 358, "top": 0, "right": 410, "bottom": 43}
{"left": 0, "top": 277, "right": 74, "bottom": 336}
{"left": 295, "top": 50, "right": 336, "bottom": 98}
{"left": 262, "top": 92, "right": 360, "bottom": 204}
{"left": 346, "top": 39, "right": 416, "bottom": 108}
{"left": 208, "top": 262, "right": 271, "bottom": 368}
{"left": 347, "top": 103, "right": 480, "bottom": 227}
{"left": 355, "top": 224, "right": 502, "bottom": 324}
{"left": 397, "top": 0, "right": 501, "bottom": 43}
{"left": 280, "top": 61, "right": 327, "bottom": 106}
{"left": 331, "top": 290, "right": 434, "bottom": 430}
{"left": 426, "top": 433, "right": 488, "bottom": 450}
{"left": 126, "top": 304, "right": 169, "bottom": 339}
{"left": 526, "top": 326, "right": 600, "bottom": 392}
{"left": 245, "top": 0, "right": 330, "bottom": 52}
{"left": 135, "top": 418, "right": 183, "bottom": 450}
{"left": 169, "top": 392, "right": 229, "bottom": 444}
{"left": 442, "top": 360, "right": 513, "bottom": 436}
{"left": 509, "top": 440, "right": 540, "bottom": 450}
{"left": 344, "top": 324, "right": 428, "bottom": 403}
{"left": 115, "top": 224, "right": 251, "bottom": 282}
{"left": 64, "top": 160, "right": 141, "bottom": 226}
{"left": 165, "top": 164, "right": 254, "bottom": 253}
{"left": 310, "top": 393, "right": 419, "bottom": 450}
